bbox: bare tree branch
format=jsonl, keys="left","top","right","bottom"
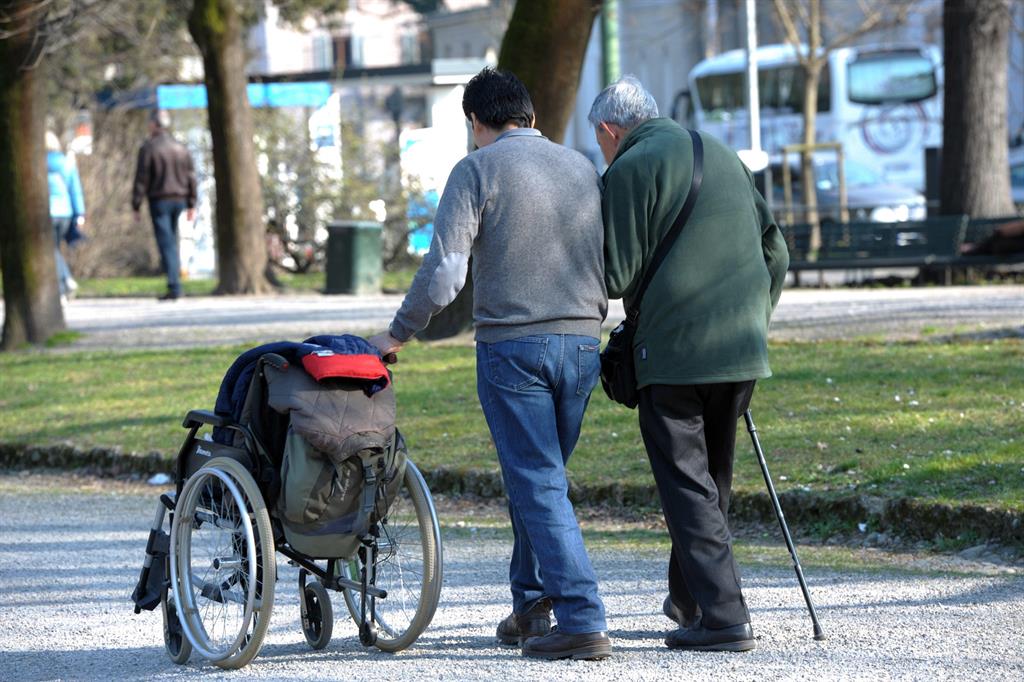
{"left": 773, "top": 0, "right": 812, "bottom": 68}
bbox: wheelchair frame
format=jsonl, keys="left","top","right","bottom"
{"left": 133, "top": 401, "right": 443, "bottom": 669}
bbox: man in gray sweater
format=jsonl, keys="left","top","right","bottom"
{"left": 369, "top": 68, "right": 611, "bottom": 661}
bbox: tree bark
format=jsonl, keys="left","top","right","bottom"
{"left": 188, "top": 0, "right": 273, "bottom": 294}
{"left": 0, "top": 2, "right": 65, "bottom": 350}
{"left": 940, "top": 0, "right": 1015, "bottom": 217}
{"left": 420, "top": 0, "right": 602, "bottom": 340}
{"left": 497, "top": 0, "right": 602, "bottom": 143}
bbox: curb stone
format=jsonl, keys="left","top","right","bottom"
{"left": 2, "top": 441, "right": 1021, "bottom": 546}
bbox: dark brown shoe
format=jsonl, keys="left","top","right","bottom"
{"left": 521, "top": 629, "right": 612, "bottom": 660}
{"left": 495, "top": 598, "right": 552, "bottom": 646}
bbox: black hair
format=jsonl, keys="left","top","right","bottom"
{"left": 462, "top": 67, "right": 535, "bottom": 130}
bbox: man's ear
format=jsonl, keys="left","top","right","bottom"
{"left": 529, "top": 113, "right": 536, "bottom": 128}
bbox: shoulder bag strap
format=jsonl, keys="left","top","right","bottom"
{"left": 625, "top": 128, "right": 704, "bottom": 323}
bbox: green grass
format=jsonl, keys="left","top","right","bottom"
{"left": 70, "top": 267, "right": 418, "bottom": 298}
{"left": 1, "top": 339, "right": 1022, "bottom": 511}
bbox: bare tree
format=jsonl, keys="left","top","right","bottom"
{"left": 186, "top": 0, "right": 274, "bottom": 294}
{"left": 419, "top": 0, "right": 603, "bottom": 340}
{"left": 771, "top": 0, "right": 913, "bottom": 256}
{"left": 940, "top": 0, "right": 1016, "bottom": 217}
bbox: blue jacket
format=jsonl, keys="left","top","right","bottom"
{"left": 212, "top": 335, "right": 387, "bottom": 445}
{"left": 47, "top": 151, "right": 85, "bottom": 220}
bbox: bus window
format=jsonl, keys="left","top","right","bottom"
{"left": 847, "top": 51, "right": 936, "bottom": 105}
{"left": 695, "top": 71, "right": 745, "bottom": 119}
{"left": 696, "top": 65, "right": 830, "bottom": 120}
{"left": 760, "top": 65, "right": 830, "bottom": 114}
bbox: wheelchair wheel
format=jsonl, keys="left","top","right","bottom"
{"left": 300, "top": 578, "right": 334, "bottom": 649}
{"left": 161, "top": 588, "right": 192, "bottom": 664}
{"left": 169, "top": 457, "right": 276, "bottom": 669}
{"left": 341, "top": 460, "right": 442, "bottom": 652}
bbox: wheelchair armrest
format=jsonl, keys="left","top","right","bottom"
{"left": 183, "top": 409, "right": 230, "bottom": 429}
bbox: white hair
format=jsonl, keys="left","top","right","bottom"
{"left": 588, "top": 75, "right": 659, "bottom": 131}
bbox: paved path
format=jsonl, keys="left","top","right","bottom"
{"left": 1, "top": 478, "right": 1022, "bottom": 681}
{"left": 51, "top": 285, "right": 1024, "bottom": 350}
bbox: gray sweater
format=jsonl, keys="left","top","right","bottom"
{"left": 389, "top": 128, "right": 607, "bottom": 343}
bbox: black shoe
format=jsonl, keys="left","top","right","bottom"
{"left": 157, "top": 292, "right": 180, "bottom": 302}
{"left": 665, "top": 621, "right": 756, "bottom": 652}
{"left": 496, "top": 597, "right": 552, "bottom": 646}
{"left": 521, "top": 629, "right": 612, "bottom": 660}
{"left": 662, "top": 596, "right": 700, "bottom": 628}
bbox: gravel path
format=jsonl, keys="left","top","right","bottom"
{"left": 45, "top": 285, "right": 1024, "bottom": 350}
{"left": 1, "top": 478, "right": 1021, "bottom": 681}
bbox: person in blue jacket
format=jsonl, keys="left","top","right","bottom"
{"left": 46, "top": 131, "right": 86, "bottom": 301}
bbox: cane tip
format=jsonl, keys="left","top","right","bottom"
{"left": 813, "top": 630, "right": 827, "bottom": 641}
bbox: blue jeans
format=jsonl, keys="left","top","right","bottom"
{"left": 476, "top": 333, "right": 607, "bottom": 634}
{"left": 52, "top": 217, "right": 72, "bottom": 295}
{"left": 149, "top": 198, "right": 186, "bottom": 296}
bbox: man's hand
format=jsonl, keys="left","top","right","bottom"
{"left": 368, "top": 331, "right": 404, "bottom": 363}
{"left": 187, "top": 207, "right": 196, "bottom": 222}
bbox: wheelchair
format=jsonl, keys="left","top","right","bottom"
{"left": 132, "top": 346, "right": 443, "bottom": 669}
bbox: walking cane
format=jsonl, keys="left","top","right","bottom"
{"left": 744, "top": 410, "right": 826, "bottom": 641}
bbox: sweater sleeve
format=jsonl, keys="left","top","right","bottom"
{"left": 389, "top": 159, "right": 480, "bottom": 342}
{"left": 751, "top": 171, "right": 789, "bottom": 311}
{"left": 185, "top": 148, "right": 197, "bottom": 209}
{"left": 65, "top": 156, "right": 86, "bottom": 218}
{"left": 602, "top": 162, "right": 651, "bottom": 302}
{"left": 131, "top": 143, "right": 149, "bottom": 211}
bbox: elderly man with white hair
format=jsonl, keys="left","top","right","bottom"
{"left": 590, "top": 76, "right": 789, "bottom": 652}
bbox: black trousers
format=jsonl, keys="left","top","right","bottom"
{"left": 637, "top": 380, "right": 755, "bottom": 629}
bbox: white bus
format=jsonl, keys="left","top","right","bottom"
{"left": 675, "top": 43, "right": 943, "bottom": 192}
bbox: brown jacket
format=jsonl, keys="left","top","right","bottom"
{"left": 131, "top": 131, "right": 196, "bottom": 210}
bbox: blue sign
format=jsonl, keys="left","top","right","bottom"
{"left": 157, "top": 82, "right": 332, "bottom": 110}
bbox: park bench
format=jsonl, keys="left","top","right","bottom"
{"left": 783, "top": 215, "right": 1024, "bottom": 283}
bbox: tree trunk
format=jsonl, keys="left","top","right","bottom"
{"left": 0, "top": 2, "right": 65, "bottom": 350}
{"left": 420, "top": 0, "right": 601, "bottom": 340}
{"left": 940, "top": 0, "right": 1015, "bottom": 217}
{"left": 497, "top": 0, "right": 603, "bottom": 143}
{"left": 188, "top": 0, "right": 272, "bottom": 294}
{"left": 801, "top": 63, "right": 822, "bottom": 258}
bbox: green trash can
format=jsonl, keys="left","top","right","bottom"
{"left": 325, "top": 220, "right": 382, "bottom": 295}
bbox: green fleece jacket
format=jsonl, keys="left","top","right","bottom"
{"left": 602, "top": 118, "right": 789, "bottom": 387}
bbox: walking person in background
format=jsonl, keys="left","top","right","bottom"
{"left": 46, "top": 131, "right": 86, "bottom": 304}
{"left": 132, "top": 109, "right": 196, "bottom": 301}
{"left": 590, "top": 76, "right": 789, "bottom": 652}
{"left": 369, "top": 67, "right": 612, "bottom": 661}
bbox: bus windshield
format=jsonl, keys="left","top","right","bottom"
{"left": 847, "top": 51, "right": 937, "bottom": 104}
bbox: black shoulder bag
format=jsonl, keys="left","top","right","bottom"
{"left": 600, "top": 129, "right": 704, "bottom": 408}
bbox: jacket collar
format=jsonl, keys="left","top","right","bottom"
{"left": 610, "top": 117, "right": 678, "bottom": 167}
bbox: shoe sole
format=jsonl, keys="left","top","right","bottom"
{"left": 522, "top": 643, "right": 612, "bottom": 661}
{"left": 496, "top": 633, "right": 519, "bottom": 646}
{"left": 667, "top": 639, "right": 756, "bottom": 653}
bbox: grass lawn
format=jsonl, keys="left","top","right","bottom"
{"left": 69, "top": 267, "right": 419, "bottom": 298}
{"left": 1, "top": 339, "right": 1021, "bottom": 511}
